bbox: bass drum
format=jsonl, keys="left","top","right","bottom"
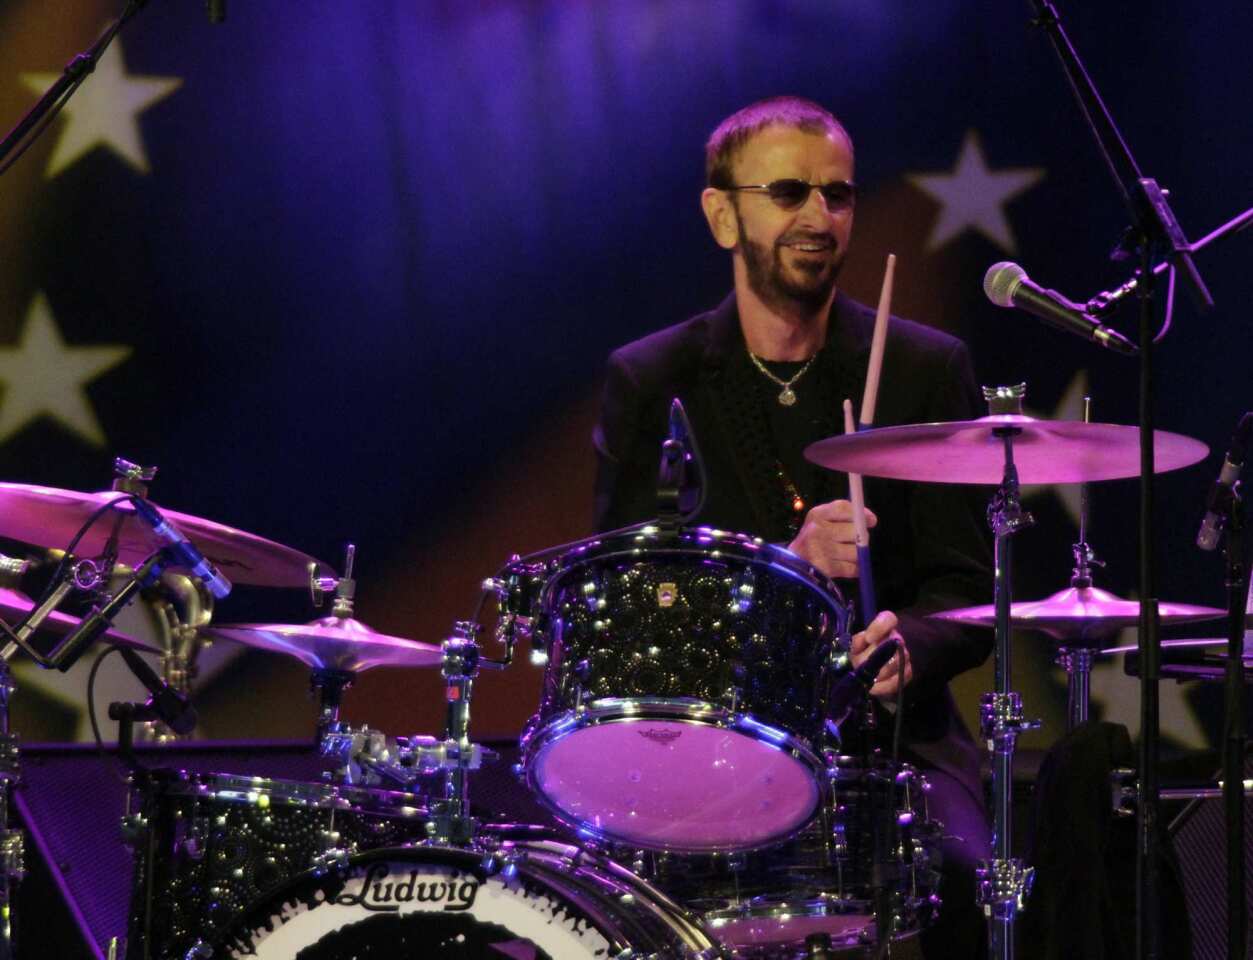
{"left": 208, "top": 839, "right": 723, "bottom": 959}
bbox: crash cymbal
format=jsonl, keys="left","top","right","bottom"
{"left": 804, "top": 415, "right": 1208, "bottom": 484}
{"left": 0, "top": 587, "right": 157, "bottom": 653}
{"left": 0, "top": 483, "right": 326, "bottom": 588}
{"left": 202, "top": 617, "right": 443, "bottom": 673}
{"left": 929, "top": 585, "right": 1224, "bottom": 643}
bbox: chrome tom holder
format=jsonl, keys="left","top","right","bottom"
{"left": 319, "top": 617, "right": 507, "bottom": 845}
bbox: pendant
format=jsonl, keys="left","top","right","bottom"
{"left": 778, "top": 387, "right": 797, "bottom": 406}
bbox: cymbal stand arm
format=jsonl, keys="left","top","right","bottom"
{"left": 978, "top": 406, "right": 1039, "bottom": 960}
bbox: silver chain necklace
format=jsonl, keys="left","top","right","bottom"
{"left": 747, "top": 349, "right": 818, "bottom": 406}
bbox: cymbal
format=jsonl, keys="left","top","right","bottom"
{"left": 0, "top": 483, "right": 326, "bottom": 588}
{"left": 0, "top": 587, "right": 157, "bottom": 653}
{"left": 202, "top": 617, "right": 443, "bottom": 673}
{"left": 804, "top": 415, "right": 1208, "bottom": 484}
{"left": 929, "top": 585, "right": 1224, "bottom": 643}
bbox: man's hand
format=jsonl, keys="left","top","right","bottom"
{"left": 787, "top": 498, "right": 877, "bottom": 580}
{"left": 850, "top": 610, "right": 912, "bottom": 699}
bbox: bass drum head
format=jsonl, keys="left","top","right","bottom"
{"left": 210, "top": 841, "right": 718, "bottom": 959}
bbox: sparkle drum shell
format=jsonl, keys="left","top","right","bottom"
{"left": 209, "top": 840, "right": 722, "bottom": 959}
{"left": 509, "top": 525, "right": 850, "bottom": 853}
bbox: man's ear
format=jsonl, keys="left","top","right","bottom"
{"left": 701, "top": 187, "right": 739, "bottom": 250}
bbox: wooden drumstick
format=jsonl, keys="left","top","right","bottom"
{"left": 859, "top": 253, "right": 895, "bottom": 430}
{"left": 843, "top": 399, "right": 876, "bottom": 624}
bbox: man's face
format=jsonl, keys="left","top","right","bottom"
{"left": 726, "top": 126, "right": 855, "bottom": 314}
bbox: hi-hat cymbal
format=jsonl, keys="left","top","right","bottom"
{"left": 0, "top": 587, "right": 156, "bottom": 653}
{"left": 0, "top": 483, "right": 326, "bottom": 588}
{"left": 929, "top": 585, "right": 1224, "bottom": 643}
{"left": 804, "top": 415, "right": 1208, "bottom": 484}
{"left": 202, "top": 617, "right": 443, "bottom": 673}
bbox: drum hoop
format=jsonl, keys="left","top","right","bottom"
{"left": 519, "top": 703, "right": 826, "bottom": 855}
{"left": 526, "top": 525, "right": 847, "bottom": 622}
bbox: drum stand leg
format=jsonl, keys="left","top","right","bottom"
{"left": 0, "top": 659, "right": 23, "bottom": 958}
{"left": 977, "top": 406, "right": 1040, "bottom": 960}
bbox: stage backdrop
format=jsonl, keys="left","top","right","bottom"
{"left": 1, "top": 1, "right": 1250, "bottom": 760}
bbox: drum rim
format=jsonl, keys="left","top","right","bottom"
{"left": 519, "top": 702, "right": 826, "bottom": 855}
{"left": 527, "top": 524, "right": 847, "bottom": 617}
{"left": 158, "top": 770, "right": 432, "bottom": 818}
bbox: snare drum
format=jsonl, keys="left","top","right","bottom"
{"left": 506, "top": 525, "right": 851, "bottom": 853}
{"left": 644, "top": 758, "right": 941, "bottom": 957}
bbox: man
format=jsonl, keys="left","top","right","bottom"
{"left": 593, "top": 96, "right": 993, "bottom": 958}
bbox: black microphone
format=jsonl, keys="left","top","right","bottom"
{"left": 983, "top": 262, "right": 1138, "bottom": 357}
{"left": 131, "top": 499, "right": 231, "bottom": 599}
{"left": 1197, "top": 412, "right": 1253, "bottom": 551}
{"left": 117, "top": 645, "right": 198, "bottom": 734}
{"left": 825, "top": 637, "right": 901, "bottom": 736}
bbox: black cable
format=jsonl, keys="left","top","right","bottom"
{"left": 0, "top": 1, "right": 142, "bottom": 178}
{"left": 86, "top": 643, "right": 133, "bottom": 781}
{"left": 17, "top": 493, "right": 137, "bottom": 630}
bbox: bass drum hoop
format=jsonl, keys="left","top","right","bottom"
{"left": 521, "top": 697, "right": 828, "bottom": 853}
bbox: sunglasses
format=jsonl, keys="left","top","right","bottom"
{"left": 723, "top": 178, "right": 857, "bottom": 212}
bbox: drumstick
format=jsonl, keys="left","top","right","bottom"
{"left": 858, "top": 253, "right": 895, "bottom": 430}
{"left": 843, "top": 399, "right": 877, "bottom": 624}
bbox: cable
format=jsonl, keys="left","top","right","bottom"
{"left": 86, "top": 643, "right": 133, "bottom": 781}
{"left": 17, "top": 493, "right": 137, "bottom": 630}
{"left": 1152, "top": 264, "right": 1177, "bottom": 344}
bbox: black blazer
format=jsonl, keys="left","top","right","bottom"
{"left": 593, "top": 291, "right": 994, "bottom": 793}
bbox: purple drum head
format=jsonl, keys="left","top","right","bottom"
{"left": 530, "top": 716, "right": 820, "bottom": 852}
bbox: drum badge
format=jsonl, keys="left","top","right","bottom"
{"left": 638, "top": 727, "right": 683, "bottom": 745}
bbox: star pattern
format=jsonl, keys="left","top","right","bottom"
{"left": 20, "top": 38, "right": 182, "bottom": 177}
{"left": 907, "top": 130, "right": 1045, "bottom": 254}
{"left": 0, "top": 292, "right": 131, "bottom": 447}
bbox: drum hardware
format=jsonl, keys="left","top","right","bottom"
{"left": 0, "top": 651, "right": 23, "bottom": 956}
{"left": 1110, "top": 767, "right": 1253, "bottom": 817}
{"left": 975, "top": 385, "right": 1040, "bottom": 957}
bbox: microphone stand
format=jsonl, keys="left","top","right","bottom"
{"left": 1217, "top": 474, "right": 1248, "bottom": 959}
{"left": 1025, "top": 6, "right": 1215, "bottom": 958}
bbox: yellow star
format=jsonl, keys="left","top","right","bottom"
{"left": 0, "top": 292, "right": 131, "bottom": 447}
{"left": 20, "top": 37, "right": 182, "bottom": 177}
{"left": 907, "top": 130, "right": 1045, "bottom": 254}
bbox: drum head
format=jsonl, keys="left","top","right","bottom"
{"left": 531, "top": 711, "right": 821, "bottom": 851}
{"left": 211, "top": 842, "right": 716, "bottom": 959}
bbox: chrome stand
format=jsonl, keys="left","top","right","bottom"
{"left": 977, "top": 386, "right": 1040, "bottom": 960}
{"left": 0, "top": 654, "right": 22, "bottom": 958}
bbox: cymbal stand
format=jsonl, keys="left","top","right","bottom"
{"left": 977, "top": 385, "right": 1039, "bottom": 960}
{"left": 1054, "top": 397, "right": 1105, "bottom": 731}
{"left": 0, "top": 647, "right": 22, "bottom": 958}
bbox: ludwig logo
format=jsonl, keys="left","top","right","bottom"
{"left": 334, "top": 862, "right": 480, "bottom": 913}
{"left": 638, "top": 727, "right": 682, "bottom": 745}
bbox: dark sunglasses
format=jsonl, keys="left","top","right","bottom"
{"left": 723, "top": 178, "right": 857, "bottom": 212}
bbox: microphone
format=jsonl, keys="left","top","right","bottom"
{"left": 117, "top": 645, "right": 198, "bottom": 734}
{"left": 131, "top": 499, "right": 231, "bottom": 599}
{"left": 825, "top": 637, "right": 901, "bottom": 736}
{"left": 983, "top": 262, "right": 1138, "bottom": 357}
{"left": 1197, "top": 412, "right": 1253, "bottom": 551}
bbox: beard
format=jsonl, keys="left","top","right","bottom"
{"left": 738, "top": 218, "right": 843, "bottom": 316}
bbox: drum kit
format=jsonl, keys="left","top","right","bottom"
{"left": 0, "top": 390, "right": 1225, "bottom": 959}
